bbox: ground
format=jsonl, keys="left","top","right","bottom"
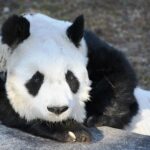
{"left": 0, "top": 125, "right": 150, "bottom": 150}
{"left": 0, "top": 0, "right": 150, "bottom": 89}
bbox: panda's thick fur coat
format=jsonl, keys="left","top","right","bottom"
{"left": 0, "top": 13, "right": 150, "bottom": 142}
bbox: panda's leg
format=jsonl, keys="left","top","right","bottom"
{"left": 85, "top": 77, "right": 137, "bottom": 129}
{"left": 2, "top": 112, "right": 92, "bottom": 142}
{"left": 85, "top": 78, "right": 114, "bottom": 127}
{"left": 0, "top": 92, "right": 92, "bottom": 142}
{"left": 26, "top": 119, "right": 92, "bottom": 143}
{"left": 86, "top": 114, "right": 130, "bottom": 129}
{"left": 86, "top": 102, "right": 136, "bottom": 129}
{"left": 2, "top": 111, "right": 92, "bottom": 142}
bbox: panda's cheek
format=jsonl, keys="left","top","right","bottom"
{"left": 33, "top": 98, "right": 47, "bottom": 113}
{"left": 68, "top": 96, "right": 80, "bottom": 111}
{"left": 69, "top": 100, "right": 75, "bottom": 108}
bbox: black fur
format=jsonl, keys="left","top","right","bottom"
{"left": 25, "top": 71, "right": 44, "bottom": 96}
{"left": 1, "top": 15, "right": 30, "bottom": 47}
{"left": 67, "top": 15, "right": 84, "bottom": 47}
{"left": 65, "top": 70, "right": 79, "bottom": 93}
{"left": 84, "top": 31, "right": 138, "bottom": 128}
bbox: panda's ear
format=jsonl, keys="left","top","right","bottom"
{"left": 67, "top": 15, "right": 84, "bottom": 47}
{"left": 1, "top": 15, "right": 30, "bottom": 47}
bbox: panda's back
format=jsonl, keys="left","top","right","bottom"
{"left": 84, "top": 30, "right": 139, "bottom": 129}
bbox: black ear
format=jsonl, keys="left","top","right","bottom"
{"left": 67, "top": 15, "right": 84, "bottom": 47}
{"left": 1, "top": 15, "right": 30, "bottom": 47}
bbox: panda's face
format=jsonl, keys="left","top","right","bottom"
{"left": 3, "top": 13, "right": 91, "bottom": 123}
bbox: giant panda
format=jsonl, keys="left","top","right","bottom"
{"left": 0, "top": 12, "right": 150, "bottom": 142}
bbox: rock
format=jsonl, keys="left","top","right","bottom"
{"left": 0, "top": 124, "right": 149, "bottom": 150}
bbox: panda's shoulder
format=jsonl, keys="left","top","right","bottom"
{"left": 84, "top": 30, "right": 124, "bottom": 59}
{"left": 84, "top": 30, "right": 133, "bottom": 72}
{"left": 84, "top": 30, "right": 109, "bottom": 51}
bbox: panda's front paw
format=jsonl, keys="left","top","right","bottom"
{"left": 69, "top": 126, "right": 92, "bottom": 143}
{"left": 52, "top": 131, "right": 77, "bottom": 142}
{"left": 53, "top": 128, "right": 91, "bottom": 143}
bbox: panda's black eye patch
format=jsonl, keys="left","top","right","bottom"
{"left": 65, "top": 70, "right": 79, "bottom": 93}
{"left": 25, "top": 71, "right": 44, "bottom": 96}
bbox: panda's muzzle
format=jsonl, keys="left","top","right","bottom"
{"left": 47, "top": 106, "right": 68, "bottom": 115}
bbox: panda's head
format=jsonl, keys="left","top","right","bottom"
{"left": 1, "top": 13, "right": 91, "bottom": 123}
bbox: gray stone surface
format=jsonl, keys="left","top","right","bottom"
{"left": 0, "top": 124, "right": 149, "bottom": 150}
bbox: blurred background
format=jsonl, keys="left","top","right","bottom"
{"left": 0, "top": 0, "right": 149, "bottom": 89}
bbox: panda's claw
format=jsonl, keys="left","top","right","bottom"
{"left": 68, "top": 131, "right": 76, "bottom": 142}
{"left": 73, "top": 127, "right": 92, "bottom": 143}
{"left": 52, "top": 131, "right": 76, "bottom": 142}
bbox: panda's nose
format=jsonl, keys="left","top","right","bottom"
{"left": 47, "top": 106, "right": 68, "bottom": 115}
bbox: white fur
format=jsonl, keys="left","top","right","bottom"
{"left": 6, "top": 13, "right": 91, "bottom": 123}
{"left": 125, "top": 87, "right": 150, "bottom": 135}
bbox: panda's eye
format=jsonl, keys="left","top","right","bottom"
{"left": 25, "top": 71, "right": 44, "bottom": 96}
{"left": 33, "top": 76, "right": 40, "bottom": 83}
{"left": 65, "top": 70, "right": 79, "bottom": 93}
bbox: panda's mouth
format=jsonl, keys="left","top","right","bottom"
{"left": 47, "top": 106, "right": 71, "bottom": 121}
